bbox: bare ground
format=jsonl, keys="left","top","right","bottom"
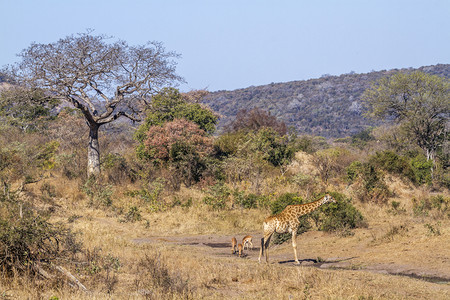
{"left": 131, "top": 230, "right": 450, "bottom": 285}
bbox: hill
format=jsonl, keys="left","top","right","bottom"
{"left": 202, "top": 64, "right": 450, "bottom": 138}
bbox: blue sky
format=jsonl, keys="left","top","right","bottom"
{"left": 1, "top": 0, "right": 449, "bottom": 91}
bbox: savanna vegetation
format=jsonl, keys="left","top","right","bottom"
{"left": 0, "top": 33, "right": 449, "bottom": 299}
{"left": 202, "top": 64, "right": 449, "bottom": 138}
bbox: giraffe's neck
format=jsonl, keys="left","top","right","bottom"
{"left": 292, "top": 196, "right": 329, "bottom": 216}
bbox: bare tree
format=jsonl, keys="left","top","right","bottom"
{"left": 227, "top": 107, "right": 287, "bottom": 135}
{"left": 5, "top": 31, "right": 183, "bottom": 176}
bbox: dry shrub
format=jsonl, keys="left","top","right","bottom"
{"left": 412, "top": 194, "right": 449, "bottom": 219}
{"left": 75, "top": 247, "right": 120, "bottom": 294}
{"left": 0, "top": 188, "right": 82, "bottom": 279}
{"left": 222, "top": 155, "right": 272, "bottom": 194}
{"left": 381, "top": 224, "right": 409, "bottom": 242}
{"left": 0, "top": 126, "right": 59, "bottom": 184}
{"left": 134, "top": 252, "right": 193, "bottom": 299}
{"left": 47, "top": 109, "right": 87, "bottom": 180}
{"left": 348, "top": 162, "right": 392, "bottom": 204}
{"left": 140, "top": 119, "right": 214, "bottom": 189}
{"left": 312, "top": 147, "right": 355, "bottom": 184}
{"left": 291, "top": 171, "right": 320, "bottom": 199}
{"left": 101, "top": 152, "right": 137, "bottom": 184}
{"left": 81, "top": 177, "right": 114, "bottom": 208}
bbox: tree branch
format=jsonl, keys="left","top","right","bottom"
{"left": 98, "top": 111, "right": 141, "bottom": 124}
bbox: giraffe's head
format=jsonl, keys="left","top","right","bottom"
{"left": 323, "top": 194, "right": 336, "bottom": 203}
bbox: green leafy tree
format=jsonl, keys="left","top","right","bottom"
{"left": 362, "top": 72, "right": 449, "bottom": 174}
{"left": 253, "top": 128, "right": 294, "bottom": 167}
{"left": 136, "top": 88, "right": 217, "bottom": 134}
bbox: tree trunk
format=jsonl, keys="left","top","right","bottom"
{"left": 87, "top": 123, "right": 101, "bottom": 177}
{"left": 426, "top": 148, "right": 435, "bottom": 180}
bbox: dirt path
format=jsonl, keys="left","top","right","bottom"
{"left": 132, "top": 233, "right": 450, "bottom": 286}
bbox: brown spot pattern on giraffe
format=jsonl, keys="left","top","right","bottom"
{"left": 259, "top": 194, "right": 336, "bottom": 264}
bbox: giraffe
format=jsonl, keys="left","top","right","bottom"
{"left": 258, "top": 194, "right": 336, "bottom": 264}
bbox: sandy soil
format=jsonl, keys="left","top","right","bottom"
{"left": 132, "top": 230, "right": 450, "bottom": 285}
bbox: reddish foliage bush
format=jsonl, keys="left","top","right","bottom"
{"left": 143, "top": 119, "right": 215, "bottom": 188}
{"left": 143, "top": 119, "right": 213, "bottom": 164}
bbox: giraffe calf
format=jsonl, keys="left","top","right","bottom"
{"left": 242, "top": 235, "right": 253, "bottom": 250}
{"left": 237, "top": 243, "right": 243, "bottom": 257}
{"left": 231, "top": 237, "right": 237, "bottom": 254}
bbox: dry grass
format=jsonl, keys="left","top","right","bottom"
{"left": 4, "top": 237, "right": 447, "bottom": 299}
{"left": 1, "top": 167, "right": 449, "bottom": 299}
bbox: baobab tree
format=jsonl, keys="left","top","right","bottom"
{"left": 5, "top": 31, "right": 183, "bottom": 176}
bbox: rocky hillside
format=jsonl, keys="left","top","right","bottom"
{"left": 202, "top": 64, "right": 449, "bottom": 138}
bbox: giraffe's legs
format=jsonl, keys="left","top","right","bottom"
{"left": 258, "top": 240, "right": 263, "bottom": 262}
{"left": 264, "top": 234, "right": 272, "bottom": 263}
{"left": 258, "top": 233, "right": 273, "bottom": 263}
{"left": 292, "top": 230, "right": 299, "bottom": 264}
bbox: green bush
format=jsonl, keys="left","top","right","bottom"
{"left": 412, "top": 197, "right": 431, "bottom": 216}
{"left": 410, "top": 155, "right": 433, "bottom": 185}
{"left": 126, "top": 178, "right": 167, "bottom": 212}
{"left": 35, "top": 140, "right": 60, "bottom": 170}
{"left": 134, "top": 87, "right": 217, "bottom": 146}
{"left": 388, "top": 200, "right": 406, "bottom": 215}
{"left": 232, "top": 190, "right": 262, "bottom": 209}
{"left": 203, "top": 182, "right": 231, "bottom": 210}
{"left": 424, "top": 222, "right": 441, "bottom": 236}
{"left": 369, "top": 151, "right": 411, "bottom": 175}
{"left": 315, "top": 192, "right": 366, "bottom": 233}
{"left": 368, "top": 151, "right": 433, "bottom": 186}
{"left": 256, "top": 194, "right": 271, "bottom": 209}
{"left": 351, "top": 128, "right": 375, "bottom": 148}
{"left": 242, "top": 193, "right": 259, "bottom": 209}
{"left": 215, "top": 128, "right": 294, "bottom": 167}
{"left": 270, "top": 193, "right": 303, "bottom": 214}
{"left": 347, "top": 161, "right": 363, "bottom": 183}
{"left": 291, "top": 135, "right": 329, "bottom": 153}
{"left": 269, "top": 192, "right": 366, "bottom": 243}
{"left": 255, "top": 128, "right": 294, "bottom": 167}
{"left": 430, "top": 195, "right": 449, "bottom": 211}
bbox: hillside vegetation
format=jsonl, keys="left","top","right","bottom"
{"left": 0, "top": 63, "right": 449, "bottom": 299}
{"left": 202, "top": 64, "right": 449, "bottom": 137}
